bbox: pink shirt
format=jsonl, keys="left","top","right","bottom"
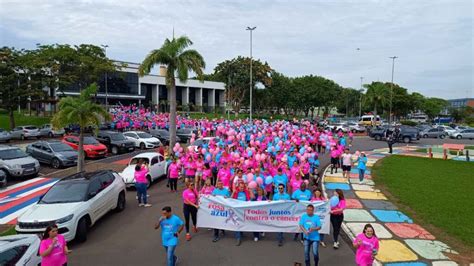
{"left": 134, "top": 166, "right": 148, "bottom": 183}
{"left": 200, "top": 185, "right": 215, "bottom": 195}
{"left": 39, "top": 234, "right": 67, "bottom": 266}
{"left": 290, "top": 179, "right": 303, "bottom": 192}
{"left": 202, "top": 169, "right": 212, "bottom": 180}
{"left": 184, "top": 161, "right": 196, "bottom": 176}
{"left": 331, "top": 199, "right": 346, "bottom": 215}
{"left": 354, "top": 233, "right": 379, "bottom": 265}
{"left": 217, "top": 168, "right": 231, "bottom": 187}
{"left": 168, "top": 163, "right": 180, "bottom": 179}
{"left": 311, "top": 196, "right": 325, "bottom": 201}
{"left": 182, "top": 188, "right": 198, "bottom": 205}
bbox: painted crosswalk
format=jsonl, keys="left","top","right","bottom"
{"left": 0, "top": 177, "right": 58, "bottom": 225}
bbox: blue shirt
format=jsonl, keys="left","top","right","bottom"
{"left": 160, "top": 215, "right": 184, "bottom": 247}
{"left": 299, "top": 213, "right": 322, "bottom": 241}
{"left": 287, "top": 155, "right": 297, "bottom": 167}
{"left": 357, "top": 156, "right": 367, "bottom": 170}
{"left": 273, "top": 192, "right": 291, "bottom": 201}
{"left": 212, "top": 188, "right": 230, "bottom": 197}
{"left": 236, "top": 191, "right": 247, "bottom": 201}
{"left": 273, "top": 174, "right": 288, "bottom": 193}
{"left": 292, "top": 189, "right": 312, "bottom": 201}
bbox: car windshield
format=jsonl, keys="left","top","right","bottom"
{"left": 49, "top": 143, "right": 74, "bottom": 152}
{"left": 137, "top": 132, "right": 152, "bottom": 138}
{"left": 40, "top": 181, "right": 88, "bottom": 203}
{"left": 110, "top": 133, "right": 126, "bottom": 141}
{"left": 159, "top": 131, "right": 170, "bottom": 136}
{"left": 129, "top": 157, "right": 149, "bottom": 165}
{"left": 84, "top": 137, "right": 99, "bottom": 144}
{"left": 0, "top": 149, "right": 28, "bottom": 160}
{"left": 24, "top": 126, "right": 38, "bottom": 130}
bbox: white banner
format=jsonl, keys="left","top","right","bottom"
{"left": 197, "top": 196, "right": 330, "bottom": 234}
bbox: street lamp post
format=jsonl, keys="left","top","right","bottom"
{"left": 101, "top": 44, "right": 109, "bottom": 110}
{"left": 246, "top": 26, "right": 256, "bottom": 124}
{"left": 389, "top": 56, "right": 398, "bottom": 125}
{"left": 359, "top": 77, "right": 364, "bottom": 118}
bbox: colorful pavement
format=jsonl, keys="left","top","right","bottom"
{"left": 322, "top": 147, "right": 460, "bottom": 265}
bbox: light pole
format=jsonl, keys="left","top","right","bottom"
{"left": 359, "top": 77, "right": 364, "bottom": 118}
{"left": 389, "top": 56, "right": 398, "bottom": 125}
{"left": 101, "top": 44, "right": 109, "bottom": 110}
{"left": 246, "top": 26, "right": 256, "bottom": 124}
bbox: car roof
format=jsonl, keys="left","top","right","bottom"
{"left": 60, "top": 170, "right": 114, "bottom": 182}
{"left": 99, "top": 130, "right": 120, "bottom": 134}
{"left": 0, "top": 145, "right": 19, "bottom": 151}
{"left": 0, "top": 234, "right": 39, "bottom": 249}
{"left": 132, "top": 152, "right": 161, "bottom": 159}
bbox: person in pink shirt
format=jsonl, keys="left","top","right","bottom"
{"left": 200, "top": 178, "right": 215, "bottom": 195}
{"left": 353, "top": 224, "right": 379, "bottom": 266}
{"left": 217, "top": 162, "right": 231, "bottom": 189}
{"left": 184, "top": 157, "right": 196, "bottom": 183}
{"left": 201, "top": 163, "right": 212, "bottom": 185}
{"left": 195, "top": 155, "right": 205, "bottom": 189}
{"left": 39, "top": 224, "right": 70, "bottom": 266}
{"left": 330, "top": 146, "right": 340, "bottom": 174}
{"left": 182, "top": 182, "right": 199, "bottom": 241}
{"left": 290, "top": 172, "right": 303, "bottom": 194}
{"left": 330, "top": 189, "right": 346, "bottom": 249}
{"left": 311, "top": 188, "right": 327, "bottom": 248}
{"left": 168, "top": 157, "right": 180, "bottom": 193}
{"left": 135, "top": 160, "right": 151, "bottom": 207}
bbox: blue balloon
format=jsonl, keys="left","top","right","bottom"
{"left": 330, "top": 195, "right": 340, "bottom": 207}
{"left": 265, "top": 176, "right": 273, "bottom": 185}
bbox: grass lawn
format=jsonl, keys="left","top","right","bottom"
{"left": 0, "top": 225, "right": 16, "bottom": 237}
{"left": 372, "top": 156, "right": 474, "bottom": 249}
{"left": 415, "top": 146, "right": 474, "bottom": 155}
{"left": 0, "top": 112, "right": 51, "bottom": 131}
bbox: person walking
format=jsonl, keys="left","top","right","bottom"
{"left": 39, "top": 224, "right": 71, "bottom": 266}
{"left": 231, "top": 182, "right": 253, "bottom": 246}
{"left": 330, "top": 189, "right": 346, "bottom": 249}
{"left": 252, "top": 186, "right": 267, "bottom": 242}
{"left": 273, "top": 184, "right": 291, "bottom": 247}
{"left": 211, "top": 180, "right": 230, "bottom": 242}
{"left": 135, "top": 159, "right": 151, "bottom": 207}
{"left": 182, "top": 182, "right": 199, "bottom": 241}
{"left": 155, "top": 206, "right": 184, "bottom": 266}
{"left": 356, "top": 152, "right": 368, "bottom": 184}
{"left": 168, "top": 157, "right": 180, "bottom": 193}
{"left": 292, "top": 182, "right": 312, "bottom": 242}
{"left": 385, "top": 128, "right": 394, "bottom": 154}
{"left": 311, "top": 188, "right": 327, "bottom": 247}
{"left": 299, "top": 204, "right": 322, "bottom": 266}
{"left": 353, "top": 224, "right": 379, "bottom": 266}
{"left": 341, "top": 148, "right": 353, "bottom": 180}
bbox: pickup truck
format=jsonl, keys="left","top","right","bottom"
{"left": 369, "top": 126, "right": 420, "bottom": 143}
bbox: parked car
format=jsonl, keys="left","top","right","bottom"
{"left": 436, "top": 125, "right": 456, "bottom": 135}
{"left": 176, "top": 128, "right": 196, "bottom": 143}
{"left": 148, "top": 128, "right": 181, "bottom": 145}
{"left": 450, "top": 129, "right": 474, "bottom": 140}
{"left": 39, "top": 124, "right": 65, "bottom": 138}
{"left": 123, "top": 131, "right": 161, "bottom": 149}
{"left": 26, "top": 140, "right": 78, "bottom": 169}
{"left": 0, "top": 146, "right": 40, "bottom": 181}
{"left": 16, "top": 170, "right": 126, "bottom": 242}
{"left": 420, "top": 128, "right": 447, "bottom": 139}
{"left": 0, "top": 128, "right": 11, "bottom": 143}
{"left": 119, "top": 152, "right": 168, "bottom": 188}
{"left": 62, "top": 135, "right": 107, "bottom": 158}
{"left": 368, "top": 126, "right": 389, "bottom": 141}
{"left": 369, "top": 126, "right": 420, "bottom": 143}
{"left": 96, "top": 131, "right": 135, "bottom": 155}
{"left": 345, "top": 122, "right": 366, "bottom": 133}
{"left": 0, "top": 169, "right": 6, "bottom": 187}
{"left": 10, "top": 126, "right": 41, "bottom": 140}
{"left": 326, "top": 123, "right": 349, "bottom": 133}
{"left": 0, "top": 234, "right": 41, "bottom": 266}
{"left": 190, "top": 137, "right": 221, "bottom": 149}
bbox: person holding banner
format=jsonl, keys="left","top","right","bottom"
{"left": 182, "top": 182, "right": 199, "bottom": 241}
{"left": 232, "top": 182, "right": 253, "bottom": 246}
{"left": 299, "top": 204, "right": 322, "bottom": 266}
{"left": 330, "top": 189, "right": 346, "bottom": 249}
{"left": 154, "top": 206, "right": 184, "bottom": 266}
{"left": 211, "top": 180, "right": 230, "bottom": 243}
{"left": 273, "top": 184, "right": 291, "bottom": 247}
{"left": 251, "top": 186, "right": 268, "bottom": 242}
{"left": 292, "top": 182, "right": 312, "bottom": 242}
{"left": 311, "top": 188, "right": 327, "bottom": 247}
{"left": 273, "top": 168, "right": 289, "bottom": 194}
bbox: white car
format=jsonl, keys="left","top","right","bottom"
{"left": 0, "top": 235, "right": 41, "bottom": 266}
{"left": 189, "top": 137, "right": 221, "bottom": 151}
{"left": 120, "top": 152, "right": 168, "bottom": 188}
{"left": 123, "top": 131, "right": 161, "bottom": 149}
{"left": 437, "top": 125, "right": 456, "bottom": 135}
{"left": 16, "top": 170, "right": 126, "bottom": 242}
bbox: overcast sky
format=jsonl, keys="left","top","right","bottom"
{"left": 0, "top": 0, "right": 472, "bottom": 99}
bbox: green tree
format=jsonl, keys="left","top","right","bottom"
{"left": 422, "top": 97, "right": 448, "bottom": 119}
{"left": 52, "top": 83, "right": 110, "bottom": 172}
{"left": 139, "top": 36, "right": 206, "bottom": 150}
{"left": 363, "top": 82, "right": 389, "bottom": 117}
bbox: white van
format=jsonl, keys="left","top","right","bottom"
{"left": 359, "top": 115, "right": 381, "bottom": 126}
{"left": 409, "top": 114, "right": 428, "bottom": 123}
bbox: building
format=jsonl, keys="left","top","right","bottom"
{"left": 58, "top": 60, "right": 226, "bottom": 113}
{"left": 447, "top": 98, "right": 474, "bottom": 109}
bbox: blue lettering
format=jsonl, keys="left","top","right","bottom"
{"left": 211, "top": 210, "right": 228, "bottom": 217}
{"left": 269, "top": 209, "right": 291, "bottom": 216}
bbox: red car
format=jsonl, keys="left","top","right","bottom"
{"left": 62, "top": 135, "right": 108, "bottom": 158}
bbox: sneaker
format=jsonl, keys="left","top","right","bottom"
{"left": 320, "top": 241, "right": 326, "bottom": 248}
{"left": 186, "top": 233, "right": 191, "bottom": 241}
{"left": 174, "top": 256, "right": 179, "bottom": 265}
{"left": 333, "top": 242, "right": 339, "bottom": 249}
{"left": 138, "top": 203, "right": 144, "bottom": 207}
{"left": 278, "top": 241, "right": 283, "bottom": 247}
{"left": 192, "top": 225, "right": 198, "bottom": 233}
{"left": 236, "top": 239, "right": 241, "bottom": 246}
{"left": 144, "top": 204, "right": 152, "bottom": 207}
{"left": 300, "top": 240, "right": 304, "bottom": 245}
{"left": 212, "top": 237, "right": 220, "bottom": 242}
{"left": 254, "top": 237, "right": 258, "bottom": 242}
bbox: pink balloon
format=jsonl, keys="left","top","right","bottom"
{"left": 256, "top": 177, "right": 263, "bottom": 185}
{"left": 247, "top": 173, "right": 254, "bottom": 180}
{"left": 304, "top": 180, "right": 309, "bottom": 185}
{"left": 179, "top": 147, "right": 183, "bottom": 152}
{"left": 201, "top": 149, "right": 207, "bottom": 155}
{"left": 255, "top": 154, "right": 261, "bottom": 161}
{"left": 248, "top": 181, "right": 257, "bottom": 189}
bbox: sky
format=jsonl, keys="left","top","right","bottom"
{"left": 0, "top": 0, "right": 472, "bottom": 99}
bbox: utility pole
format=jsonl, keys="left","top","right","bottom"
{"left": 359, "top": 77, "right": 364, "bottom": 118}
{"left": 389, "top": 56, "right": 398, "bottom": 125}
{"left": 246, "top": 26, "right": 256, "bottom": 124}
{"left": 101, "top": 44, "right": 109, "bottom": 111}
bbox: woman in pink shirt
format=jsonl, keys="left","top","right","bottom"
{"left": 168, "top": 157, "right": 180, "bottom": 193}
{"left": 182, "top": 182, "right": 199, "bottom": 241}
{"left": 330, "top": 189, "right": 346, "bottom": 249}
{"left": 184, "top": 157, "right": 196, "bottom": 183}
{"left": 134, "top": 160, "right": 151, "bottom": 207}
{"left": 289, "top": 172, "right": 303, "bottom": 195}
{"left": 200, "top": 178, "right": 215, "bottom": 195}
{"left": 353, "top": 224, "right": 379, "bottom": 266}
{"left": 39, "top": 224, "right": 70, "bottom": 266}
{"left": 217, "top": 163, "right": 231, "bottom": 189}
{"left": 201, "top": 163, "right": 212, "bottom": 185}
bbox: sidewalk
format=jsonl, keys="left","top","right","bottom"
{"left": 321, "top": 148, "right": 461, "bottom": 266}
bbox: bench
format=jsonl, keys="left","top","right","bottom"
{"left": 442, "top": 143, "right": 465, "bottom": 158}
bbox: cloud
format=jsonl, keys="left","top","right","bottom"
{"left": 0, "top": 0, "right": 472, "bottom": 99}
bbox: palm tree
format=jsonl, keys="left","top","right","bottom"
{"left": 139, "top": 36, "right": 205, "bottom": 150}
{"left": 52, "top": 83, "right": 110, "bottom": 172}
{"left": 363, "top": 82, "right": 389, "bottom": 117}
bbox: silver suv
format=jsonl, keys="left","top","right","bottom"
{"left": 26, "top": 141, "right": 78, "bottom": 169}
{"left": 0, "top": 146, "right": 40, "bottom": 182}
{"left": 10, "top": 126, "right": 41, "bottom": 140}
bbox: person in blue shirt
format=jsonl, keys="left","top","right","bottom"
{"left": 299, "top": 204, "right": 322, "bottom": 266}
{"left": 291, "top": 182, "right": 312, "bottom": 242}
{"left": 273, "top": 184, "right": 291, "bottom": 247}
{"left": 287, "top": 151, "right": 297, "bottom": 168}
{"left": 155, "top": 206, "right": 184, "bottom": 266}
{"left": 273, "top": 168, "right": 289, "bottom": 193}
{"left": 357, "top": 152, "right": 368, "bottom": 184}
{"left": 211, "top": 180, "right": 230, "bottom": 242}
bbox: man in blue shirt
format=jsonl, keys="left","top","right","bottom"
{"left": 299, "top": 204, "right": 322, "bottom": 266}
{"left": 155, "top": 206, "right": 184, "bottom": 266}
{"left": 273, "top": 184, "right": 291, "bottom": 246}
{"left": 211, "top": 180, "right": 230, "bottom": 242}
{"left": 292, "top": 183, "right": 312, "bottom": 202}
{"left": 273, "top": 168, "right": 289, "bottom": 193}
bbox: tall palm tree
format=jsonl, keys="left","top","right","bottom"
{"left": 52, "top": 83, "right": 110, "bottom": 172}
{"left": 139, "top": 36, "right": 205, "bottom": 150}
{"left": 363, "top": 82, "right": 389, "bottom": 117}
